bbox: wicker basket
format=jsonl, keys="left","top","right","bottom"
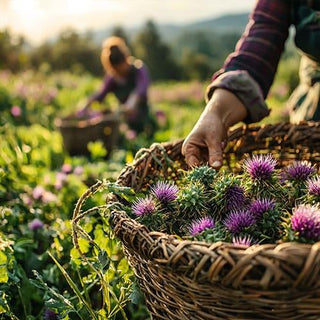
{"left": 56, "top": 111, "right": 120, "bottom": 156}
{"left": 107, "top": 122, "right": 320, "bottom": 320}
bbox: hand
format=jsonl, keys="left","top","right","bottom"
{"left": 181, "top": 89, "right": 248, "bottom": 169}
{"left": 76, "top": 103, "right": 91, "bottom": 117}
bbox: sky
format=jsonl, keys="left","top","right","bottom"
{"left": 1, "top": 0, "right": 256, "bottom": 44}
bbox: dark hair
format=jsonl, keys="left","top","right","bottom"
{"left": 109, "top": 45, "right": 126, "bottom": 66}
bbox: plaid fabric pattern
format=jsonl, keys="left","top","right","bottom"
{"left": 213, "top": 0, "right": 291, "bottom": 99}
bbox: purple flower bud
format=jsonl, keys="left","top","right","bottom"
{"left": 28, "top": 218, "right": 44, "bottom": 231}
{"left": 307, "top": 176, "right": 320, "bottom": 196}
{"left": 132, "top": 196, "right": 156, "bottom": 216}
{"left": 190, "top": 217, "right": 215, "bottom": 236}
{"left": 243, "top": 154, "right": 277, "bottom": 180}
{"left": 11, "top": 105, "right": 21, "bottom": 117}
{"left": 224, "top": 211, "right": 256, "bottom": 234}
{"left": 291, "top": 205, "right": 320, "bottom": 241}
{"left": 42, "top": 192, "right": 57, "bottom": 204}
{"left": 55, "top": 172, "right": 67, "bottom": 190}
{"left": 125, "top": 130, "right": 137, "bottom": 141}
{"left": 73, "top": 166, "right": 84, "bottom": 176}
{"left": 232, "top": 235, "right": 253, "bottom": 246}
{"left": 61, "top": 163, "right": 73, "bottom": 174}
{"left": 285, "top": 161, "right": 315, "bottom": 181}
{"left": 151, "top": 181, "right": 179, "bottom": 203}
{"left": 44, "top": 309, "right": 58, "bottom": 320}
{"left": 32, "top": 186, "right": 45, "bottom": 200}
{"left": 226, "top": 185, "right": 246, "bottom": 211}
{"left": 249, "top": 198, "right": 275, "bottom": 218}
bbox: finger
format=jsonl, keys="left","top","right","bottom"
{"left": 182, "top": 142, "right": 201, "bottom": 167}
{"left": 207, "top": 139, "right": 223, "bottom": 169}
{"left": 187, "top": 155, "right": 200, "bottom": 167}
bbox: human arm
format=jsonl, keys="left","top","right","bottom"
{"left": 207, "top": 0, "right": 291, "bottom": 121}
{"left": 182, "top": 0, "right": 292, "bottom": 168}
{"left": 123, "top": 63, "right": 150, "bottom": 114}
{"left": 80, "top": 75, "right": 114, "bottom": 114}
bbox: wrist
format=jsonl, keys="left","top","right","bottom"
{"left": 206, "top": 88, "right": 248, "bottom": 127}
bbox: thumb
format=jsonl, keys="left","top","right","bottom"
{"left": 207, "top": 136, "right": 223, "bottom": 169}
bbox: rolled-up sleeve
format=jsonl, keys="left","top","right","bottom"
{"left": 207, "top": 0, "right": 291, "bottom": 123}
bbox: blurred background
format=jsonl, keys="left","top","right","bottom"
{"left": 0, "top": 1, "right": 301, "bottom": 319}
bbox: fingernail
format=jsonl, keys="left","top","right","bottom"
{"left": 211, "top": 161, "right": 221, "bottom": 168}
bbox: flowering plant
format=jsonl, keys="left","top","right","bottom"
{"left": 126, "top": 154, "right": 320, "bottom": 245}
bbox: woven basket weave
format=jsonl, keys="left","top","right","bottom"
{"left": 110, "top": 122, "right": 320, "bottom": 320}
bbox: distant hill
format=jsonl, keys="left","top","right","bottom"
{"left": 185, "top": 13, "right": 249, "bottom": 33}
{"left": 92, "top": 12, "right": 250, "bottom": 44}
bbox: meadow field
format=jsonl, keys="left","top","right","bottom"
{"left": 0, "top": 56, "right": 298, "bottom": 319}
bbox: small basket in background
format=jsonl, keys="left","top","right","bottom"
{"left": 55, "top": 110, "right": 120, "bottom": 156}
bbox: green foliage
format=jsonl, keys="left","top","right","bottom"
{"left": 0, "top": 55, "right": 297, "bottom": 319}
{"left": 133, "top": 21, "right": 182, "bottom": 80}
{"left": 186, "top": 165, "right": 218, "bottom": 189}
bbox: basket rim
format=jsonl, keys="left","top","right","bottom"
{"left": 114, "top": 122, "right": 320, "bottom": 251}
{"left": 111, "top": 122, "right": 320, "bottom": 289}
{"left": 55, "top": 112, "right": 119, "bottom": 129}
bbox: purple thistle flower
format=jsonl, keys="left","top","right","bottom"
{"left": 249, "top": 198, "right": 275, "bottom": 218}
{"left": 132, "top": 196, "right": 156, "bottom": 216}
{"left": 226, "top": 185, "right": 246, "bottom": 211}
{"left": 32, "top": 186, "right": 45, "bottom": 200}
{"left": 285, "top": 161, "right": 315, "bottom": 181}
{"left": 42, "top": 191, "right": 58, "bottom": 204}
{"left": 291, "top": 205, "right": 320, "bottom": 241}
{"left": 151, "top": 181, "right": 179, "bottom": 203}
{"left": 61, "top": 163, "right": 73, "bottom": 174}
{"left": 44, "top": 309, "right": 59, "bottom": 320}
{"left": 73, "top": 165, "right": 84, "bottom": 176}
{"left": 307, "top": 176, "right": 320, "bottom": 196}
{"left": 28, "top": 218, "right": 44, "bottom": 231}
{"left": 243, "top": 154, "right": 277, "bottom": 180}
{"left": 224, "top": 211, "right": 256, "bottom": 234}
{"left": 11, "top": 105, "right": 21, "bottom": 117}
{"left": 232, "top": 235, "right": 253, "bottom": 247}
{"left": 190, "top": 217, "right": 215, "bottom": 236}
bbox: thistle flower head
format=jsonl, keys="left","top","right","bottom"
{"left": 28, "top": 218, "right": 44, "bottom": 231}
{"left": 11, "top": 105, "right": 21, "bottom": 117}
{"left": 243, "top": 154, "right": 277, "bottom": 180}
{"left": 61, "top": 163, "right": 73, "bottom": 174}
{"left": 291, "top": 205, "right": 320, "bottom": 241}
{"left": 151, "top": 181, "right": 179, "bottom": 203}
{"left": 132, "top": 196, "right": 156, "bottom": 216}
{"left": 224, "top": 211, "right": 255, "bottom": 234}
{"left": 176, "top": 183, "right": 208, "bottom": 214}
{"left": 226, "top": 185, "right": 246, "bottom": 211}
{"left": 232, "top": 235, "right": 253, "bottom": 246}
{"left": 44, "top": 309, "right": 59, "bottom": 320}
{"left": 249, "top": 198, "right": 275, "bottom": 218}
{"left": 307, "top": 176, "right": 320, "bottom": 196}
{"left": 189, "top": 217, "right": 215, "bottom": 236}
{"left": 32, "top": 186, "right": 45, "bottom": 200}
{"left": 186, "top": 165, "right": 217, "bottom": 188}
{"left": 285, "top": 161, "right": 315, "bottom": 181}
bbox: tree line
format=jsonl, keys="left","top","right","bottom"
{"left": 1, "top": 20, "right": 242, "bottom": 81}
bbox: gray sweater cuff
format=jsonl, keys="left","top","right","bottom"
{"left": 206, "top": 70, "right": 270, "bottom": 123}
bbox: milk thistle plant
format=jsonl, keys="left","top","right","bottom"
{"left": 128, "top": 154, "right": 320, "bottom": 244}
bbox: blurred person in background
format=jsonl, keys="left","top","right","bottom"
{"left": 81, "top": 36, "right": 154, "bottom": 134}
{"left": 182, "top": 0, "right": 320, "bottom": 169}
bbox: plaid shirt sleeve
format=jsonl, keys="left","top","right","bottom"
{"left": 206, "top": 0, "right": 291, "bottom": 123}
